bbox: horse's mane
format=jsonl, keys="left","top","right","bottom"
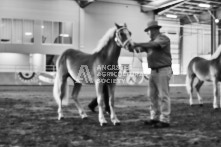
{"left": 211, "top": 45, "right": 221, "bottom": 60}
{"left": 93, "top": 27, "right": 116, "bottom": 53}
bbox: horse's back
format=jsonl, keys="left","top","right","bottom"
{"left": 57, "top": 48, "right": 93, "bottom": 65}
{"left": 56, "top": 48, "right": 96, "bottom": 83}
{"left": 61, "top": 48, "right": 92, "bottom": 59}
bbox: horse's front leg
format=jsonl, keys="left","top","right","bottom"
{"left": 212, "top": 80, "right": 219, "bottom": 109}
{"left": 108, "top": 83, "right": 120, "bottom": 126}
{"left": 95, "top": 81, "right": 107, "bottom": 126}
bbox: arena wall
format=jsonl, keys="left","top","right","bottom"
{"left": 0, "top": 72, "right": 187, "bottom": 86}
{"left": 0, "top": 0, "right": 220, "bottom": 83}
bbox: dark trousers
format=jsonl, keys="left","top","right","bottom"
{"left": 88, "top": 84, "right": 110, "bottom": 112}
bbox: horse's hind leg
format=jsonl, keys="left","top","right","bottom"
{"left": 57, "top": 75, "right": 69, "bottom": 120}
{"left": 71, "top": 83, "right": 88, "bottom": 119}
{"left": 108, "top": 83, "right": 120, "bottom": 126}
{"left": 212, "top": 79, "right": 219, "bottom": 109}
{"left": 186, "top": 75, "right": 195, "bottom": 106}
{"left": 95, "top": 81, "right": 107, "bottom": 126}
{"left": 195, "top": 79, "right": 204, "bottom": 106}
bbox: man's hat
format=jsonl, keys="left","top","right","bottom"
{"left": 144, "top": 20, "right": 162, "bottom": 32}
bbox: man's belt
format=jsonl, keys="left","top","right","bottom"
{"left": 151, "top": 65, "right": 171, "bottom": 72}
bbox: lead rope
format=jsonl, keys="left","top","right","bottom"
{"left": 132, "top": 48, "right": 143, "bottom": 64}
{"left": 130, "top": 48, "right": 148, "bottom": 85}
{"left": 131, "top": 48, "right": 143, "bottom": 74}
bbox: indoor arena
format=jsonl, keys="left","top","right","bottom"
{"left": 0, "top": 0, "right": 221, "bottom": 146}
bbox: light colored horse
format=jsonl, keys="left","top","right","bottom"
{"left": 186, "top": 45, "right": 221, "bottom": 109}
{"left": 53, "top": 23, "right": 134, "bottom": 126}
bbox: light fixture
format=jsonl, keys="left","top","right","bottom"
{"left": 59, "top": 34, "right": 69, "bottom": 37}
{"left": 198, "top": 3, "right": 210, "bottom": 8}
{"left": 215, "top": 19, "right": 219, "bottom": 23}
{"left": 166, "top": 14, "right": 177, "bottom": 18}
{"left": 25, "top": 32, "right": 33, "bottom": 36}
{"left": 208, "top": 10, "right": 220, "bottom": 24}
{"left": 41, "top": 26, "right": 44, "bottom": 29}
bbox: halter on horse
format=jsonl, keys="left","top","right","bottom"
{"left": 53, "top": 23, "right": 134, "bottom": 126}
{"left": 186, "top": 45, "right": 221, "bottom": 109}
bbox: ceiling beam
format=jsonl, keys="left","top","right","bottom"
{"left": 177, "top": 5, "right": 205, "bottom": 10}
{"left": 192, "top": 0, "right": 221, "bottom": 5}
{"left": 171, "top": 7, "right": 202, "bottom": 13}
{"left": 182, "top": 3, "right": 215, "bottom": 10}
{"left": 75, "top": 0, "right": 95, "bottom": 8}
{"left": 157, "top": 0, "right": 190, "bottom": 15}
{"left": 141, "top": 5, "right": 157, "bottom": 12}
{"left": 166, "top": 10, "right": 195, "bottom": 16}
{"left": 186, "top": 1, "right": 221, "bottom": 7}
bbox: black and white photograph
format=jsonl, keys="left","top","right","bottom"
{"left": 0, "top": 0, "right": 221, "bottom": 146}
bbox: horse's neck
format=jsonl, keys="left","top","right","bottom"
{"left": 211, "top": 45, "right": 221, "bottom": 60}
{"left": 212, "top": 51, "right": 221, "bottom": 64}
{"left": 98, "top": 38, "right": 121, "bottom": 64}
{"left": 216, "top": 54, "right": 221, "bottom": 63}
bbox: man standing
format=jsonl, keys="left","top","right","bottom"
{"left": 131, "top": 20, "right": 173, "bottom": 128}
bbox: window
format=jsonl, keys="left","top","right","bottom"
{"left": 42, "top": 21, "right": 73, "bottom": 44}
{"left": 23, "top": 20, "right": 34, "bottom": 44}
{"left": 0, "top": 18, "right": 12, "bottom": 43}
{"left": 0, "top": 18, "right": 34, "bottom": 44}
{"left": 42, "top": 21, "right": 52, "bottom": 43}
{"left": 12, "top": 19, "right": 22, "bottom": 43}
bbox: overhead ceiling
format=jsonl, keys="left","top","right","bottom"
{"left": 137, "top": 0, "right": 221, "bottom": 22}
{"left": 76, "top": 0, "right": 221, "bottom": 24}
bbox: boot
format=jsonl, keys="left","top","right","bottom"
{"left": 103, "top": 84, "right": 110, "bottom": 114}
{"left": 88, "top": 98, "right": 97, "bottom": 113}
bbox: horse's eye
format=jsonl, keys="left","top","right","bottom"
{"left": 120, "top": 32, "right": 124, "bottom": 36}
{"left": 129, "top": 32, "right": 132, "bottom": 36}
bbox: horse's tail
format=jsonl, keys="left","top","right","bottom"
{"left": 185, "top": 58, "right": 195, "bottom": 93}
{"left": 53, "top": 51, "right": 70, "bottom": 106}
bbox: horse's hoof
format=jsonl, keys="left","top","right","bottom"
{"left": 82, "top": 117, "right": 88, "bottom": 120}
{"left": 213, "top": 108, "right": 219, "bottom": 111}
{"left": 199, "top": 104, "right": 203, "bottom": 107}
{"left": 58, "top": 117, "right": 64, "bottom": 120}
{"left": 114, "top": 122, "right": 121, "bottom": 126}
{"left": 100, "top": 122, "right": 107, "bottom": 127}
{"left": 81, "top": 114, "right": 88, "bottom": 119}
{"left": 213, "top": 106, "right": 219, "bottom": 110}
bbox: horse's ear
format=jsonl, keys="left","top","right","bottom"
{"left": 124, "top": 23, "right": 127, "bottom": 27}
{"left": 115, "top": 23, "right": 121, "bottom": 29}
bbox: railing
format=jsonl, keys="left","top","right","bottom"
{"left": 45, "top": 65, "right": 56, "bottom": 72}
{"left": 0, "top": 65, "right": 56, "bottom": 72}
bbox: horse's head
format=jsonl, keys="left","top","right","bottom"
{"left": 114, "top": 23, "right": 134, "bottom": 51}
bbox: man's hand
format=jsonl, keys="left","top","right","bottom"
{"left": 134, "top": 47, "right": 142, "bottom": 53}
{"left": 128, "top": 42, "right": 145, "bottom": 53}
{"left": 133, "top": 42, "right": 138, "bottom": 47}
{"left": 128, "top": 42, "right": 138, "bottom": 52}
{"left": 128, "top": 43, "right": 135, "bottom": 52}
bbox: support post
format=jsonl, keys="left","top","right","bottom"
{"left": 211, "top": 10, "right": 216, "bottom": 54}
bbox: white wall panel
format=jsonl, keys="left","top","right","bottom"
{"left": 82, "top": 1, "right": 151, "bottom": 56}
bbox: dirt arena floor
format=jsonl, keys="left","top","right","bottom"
{"left": 0, "top": 84, "right": 221, "bottom": 147}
